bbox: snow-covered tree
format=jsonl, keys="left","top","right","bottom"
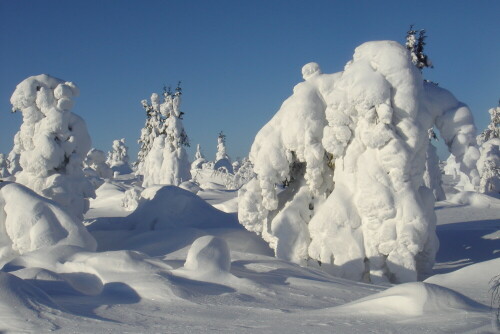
{"left": 9, "top": 74, "right": 95, "bottom": 219}
{"left": 136, "top": 93, "right": 165, "bottom": 172}
{"left": 107, "top": 138, "right": 132, "bottom": 175}
{"left": 191, "top": 144, "right": 207, "bottom": 170}
{"left": 238, "top": 41, "right": 480, "bottom": 283}
{"left": 141, "top": 83, "right": 191, "bottom": 187}
{"left": 406, "top": 25, "right": 432, "bottom": 71}
{"left": 214, "top": 131, "right": 233, "bottom": 173}
{"left": 83, "top": 148, "right": 113, "bottom": 188}
{"left": 0, "top": 154, "right": 10, "bottom": 178}
{"left": 477, "top": 104, "right": 500, "bottom": 194}
{"left": 423, "top": 129, "right": 446, "bottom": 201}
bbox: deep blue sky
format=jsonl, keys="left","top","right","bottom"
{"left": 1, "top": 0, "right": 499, "bottom": 161}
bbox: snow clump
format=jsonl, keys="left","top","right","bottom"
{"left": 239, "top": 41, "right": 480, "bottom": 283}
{"left": 107, "top": 138, "right": 133, "bottom": 175}
{"left": 8, "top": 74, "right": 95, "bottom": 219}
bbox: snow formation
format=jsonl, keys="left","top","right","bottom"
{"left": 239, "top": 41, "right": 480, "bottom": 283}
{"left": 477, "top": 105, "right": 499, "bottom": 194}
{"left": 140, "top": 89, "right": 191, "bottom": 187}
{"left": 84, "top": 148, "right": 113, "bottom": 187}
{"left": 423, "top": 130, "right": 445, "bottom": 201}
{"left": 191, "top": 144, "right": 207, "bottom": 170}
{"left": 0, "top": 182, "right": 96, "bottom": 265}
{"left": 0, "top": 153, "right": 10, "bottom": 178}
{"left": 214, "top": 132, "right": 233, "bottom": 174}
{"left": 8, "top": 74, "right": 95, "bottom": 219}
{"left": 107, "top": 138, "right": 132, "bottom": 175}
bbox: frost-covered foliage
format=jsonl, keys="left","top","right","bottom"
{"left": 405, "top": 25, "right": 432, "bottom": 71}
{"left": 0, "top": 182, "right": 96, "bottom": 264}
{"left": 214, "top": 131, "right": 233, "bottom": 174}
{"left": 141, "top": 85, "right": 191, "bottom": 187}
{"left": 0, "top": 154, "right": 10, "bottom": 178}
{"left": 476, "top": 105, "right": 500, "bottom": 194}
{"left": 423, "top": 129, "right": 446, "bottom": 201}
{"left": 191, "top": 144, "right": 207, "bottom": 170}
{"left": 226, "top": 157, "right": 255, "bottom": 190}
{"left": 477, "top": 105, "right": 500, "bottom": 145}
{"left": 9, "top": 74, "right": 95, "bottom": 219}
{"left": 239, "top": 41, "right": 480, "bottom": 283}
{"left": 107, "top": 138, "right": 132, "bottom": 175}
{"left": 477, "top": 138, "right": 500, "bottom": 194}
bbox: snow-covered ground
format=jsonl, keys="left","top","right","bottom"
{"left": 0, "top": 174, "right": 499, "bottom": 333}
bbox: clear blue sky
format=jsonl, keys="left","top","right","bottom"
{"left": 1, "top": 0, "right": 499, "bottom": 161}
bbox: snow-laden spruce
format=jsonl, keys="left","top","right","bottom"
{"left": 0, "top": 154, "right": 10, "bottom": 178}
{"left": 8, "top": 74, "right": 95, "bottom": 219}
{"left": 107, "top": 138, "right": 132, "bottom": 175}
{"left": 214, "top": 131, "right": 233, "bottom": 174}
{"left": 140, "top": 86, "right": 191, "bottom": 187}
{"left": 238, "top": 41, "right": 480, "bottom": 283}
{"left": 477, "top": 105, "right": 499, "bottom": 194}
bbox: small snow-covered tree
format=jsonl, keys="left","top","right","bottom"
{"left": 214, "top": 131, "right": 233, "bottom": 173}
{"left": 142, "top": 83, "right": 191, "bottom": 187}
{"left": 423, "top": 129, "right": 446, "bottom": 200}
{"left": 0, "top": 154, "right": 10, "bottom": 178}
{"left": 406, "top": 25, "right": 432, "bottom": 71}
{"left": 477, "top": 104, "right": 500, "bottom": 145}
{"left": 107, "top": 138, "right": 132, "bottom": 175}
{"left": 9, "top": 74, "right": 95, "bottom": 219}
{"left": 191, "top": 144, "right": 207, "bottom": 170}
{"left": 239, "top": 41, "right": 480, "bottom": 283}
{"left": 83, "top": 148, "right": 113, "bottom": 188}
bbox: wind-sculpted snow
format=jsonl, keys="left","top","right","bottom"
{"left": 239, "top": 41, "right": 480, "bottom": 283}
{"left": 0, "top": 182, "right": 96, "bottom": 265}
{"left": 9, "top": 74, "right": 95, "bottom": 219}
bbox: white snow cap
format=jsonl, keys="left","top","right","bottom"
{"left": 239, "top": 40, "right": 480, "bottom": 283}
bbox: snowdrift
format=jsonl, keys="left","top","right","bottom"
{"left": 0, "top": 182, "right": 96, "bottom": 265}
{"left": 126, "top": 185, "right": 239, "bottom": 230}
{"left": 336, "top": 282, "right": 485, "bottom": 316}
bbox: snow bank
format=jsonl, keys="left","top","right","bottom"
{"left": 9, "top": 74, "right": 95, "bottom": 219}
{"left": 126, "top": 186, "right": 238, "bottom": 230}
{"left": 239, "top": 41, "right": 480, "bottom": 282}
{"left": 0, "top": 182, "right": 96, "bottom": 264}
{"left": 336, "top": 282, "right": 484, "bottom": 316}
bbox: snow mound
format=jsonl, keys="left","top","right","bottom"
{"left": 184, "top": 236, "right": 231, "bottom": 273}
{"left": 336, "top": 282, "right": 484, "bottom": 316}
{"left": 126, "top": 186, "right": 238, "bottom": 230}
{"left": 0, "top": 182, "right": 97, "bottom": 264}
{"left": 0, "top": 271, "right": 66, "bottom": 332}
{"left": 449, "top": 191, "right": 500, "bottom": 207}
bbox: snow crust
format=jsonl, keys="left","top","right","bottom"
{"left": 0, "top": 182, "right": 96, "bottom": 265}
{"left": 239, "top": 41, "right": 480, "bottom": 283}
{"left": 9, "top": 74, "right": 95, "bottom": 219}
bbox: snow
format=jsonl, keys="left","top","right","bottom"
{"left": 0, "top": 168, "right": 498, "bottom": 333}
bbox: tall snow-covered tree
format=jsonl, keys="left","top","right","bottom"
{"left": 142, "top": 83, "right": 191, "bottom": 187}
{"left": 423, "top": 129, "right": 446, "bottom": 200}
{"left": 477, "top": 103, "right": 500, "bottom": 194}
{"left": 9, "top": 74, "right": 95, "bottom": 219}
{"left": 406, "top": 25, "right": 433, "bottom": 71}
{"left": 136, "top": 93, "right": 165, "bottom": 172}
{"left": 107, "top": 138, "right": 132, "bottom": 175}
{"left": 214, "top": 131, "right": 233, "bottom": 173}
{"left": 239, "top": 41, "right": 480, "bottom": 283}
{"left": 0, "top": 153, "right": 10, "bottom": 178}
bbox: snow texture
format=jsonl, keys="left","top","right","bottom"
{"left": 239, "top": 41, "right": 480, "bottom": 283}
{"left": 9, "top": 74, "right": 95, "bottom": 219}
{"left": 0, "top": 182, "right": 96, "bottom": 265}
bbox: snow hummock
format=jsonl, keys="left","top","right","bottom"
{"left": 335, "top": 282, "right": 484, "bottom": 316}
{"left": 239, "top": 41, "right": 480, "bottom": 283}
{"left": 0, "top": 182, "right": 96, "bottom": 265}
{"left": 181, "top": 236, "right": 231, "bottom": 274}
